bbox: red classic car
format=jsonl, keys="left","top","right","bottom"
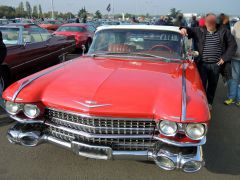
{"left": 2, "top": 25, "right": 210, "bottom": 173}
{"left": 0, "top": 23, "right": 75, "bottom": 90}
{"left": 53, "top": 23, "right": 96, "bottom": 51}
{"left": 39, "top": 20, "right": 61, "bottom": 31}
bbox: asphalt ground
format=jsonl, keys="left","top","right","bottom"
{"left": 0, "top": 54, "right": 239, "bottom": 180}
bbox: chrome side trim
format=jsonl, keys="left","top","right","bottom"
{"left": 153, "top": 136, "right": 206, "bottom": 147}
{"left": 12, "top": 62, "right": 70, "bottom": 102}
{"left": 181, "top": 63, "right": 187, "bottom": 121}
{"left": 11, "top": 44, "right": 75, "bottom": 70}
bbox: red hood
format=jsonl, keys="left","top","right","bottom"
{"left": 3, "top": 57, "right": 210, "bottom": 123}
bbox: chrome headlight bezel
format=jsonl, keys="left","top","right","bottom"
{"left": 23, "top": 104, "right": 40, "bottom": 119}
{"left": 5, "top": 101, "right": 22, "bottom": 115}
{"left": 185, "top": 123, "right": 207, "bottom": 140}
{"left": 158, "top": 120, "right": 178, "bottom": 137}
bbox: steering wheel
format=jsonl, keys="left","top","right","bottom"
{"left": 149, "top": 44, "right": 173, "bottom": 53}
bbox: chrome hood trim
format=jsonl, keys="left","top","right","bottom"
{"left": 12, "top": 62, "right": 71, "bottom": 102}
{"left": 181, "top": 63, "right": 187, "bottom": 121}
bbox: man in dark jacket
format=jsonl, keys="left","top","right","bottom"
{"left": 180, "top": 13, "right": 237, "bottom": 109}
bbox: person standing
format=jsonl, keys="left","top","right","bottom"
{"left": 199, "top": 16, "right": 205, "bottom": 27}
{"left": 174, "top": 13, "right": 187, "bottom": 27}
{"left": 224, "top": 21, "right": 240, "bottom": 106}
{"left": 0, "top": 31, "right": 7, "bottom": 107}
{"left": 191, "top": 16, "right": 199, "bottom": 28}
{"left": 180, "top": 13, "right": 237, "bottom": 109}
{"left": 75, "top": 17, "right": 80, "bottom": 23}
{"left": 155, "top": 16, "right": 166, "bottom": 25}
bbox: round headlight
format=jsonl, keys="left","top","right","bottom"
{"left": 159, "top": 120, "right": 178, "bottom": 136}
{"left": 5, "top": 101, "right": 21, "bottom": 115}
{"left": 186, "top": 124, "right": 205, "bottom": 140}
{"left": 23, "top": 104, "right": 40, "bottom": 119}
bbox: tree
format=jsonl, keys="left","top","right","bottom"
{"left": 15, "top": 2, "right": 26, "bottom": 17}
{"left": 25, "top": 1, "right": 32, "bottom": 18}
{"left": 38, "top": 4, "right": 43, "bottom": 18}
{"left": 0, "top": 6, "right": 16, "bottom": 18}
{"left": 94, "top": 10, "right": 102, "bottom": 19}
{"left": 125, "top": 13, "right": 133, "bottom": 19}
{"left": 78, "top": 7, "right": 88, "bottom": 23}
{"left": 169, "top": 8, "right": 181, "bottom": 19}
{"left": 78, "top": 7, "right": 87, "bottom": 18}
{"left": 32, "top": 5, "right": 38, "bottom": 18}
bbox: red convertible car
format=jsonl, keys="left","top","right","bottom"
{"left": 2, "top": 25, "right": 210, "bottom": 173}
{"left": 0, "top": 23, "right": 75, "bottom": 90}
{"left": 54, "top": 23, "right": 96, "bottom": 51}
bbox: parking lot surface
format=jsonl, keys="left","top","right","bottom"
{"left": 0, "top": 55, "right": 239, "bottom": 180}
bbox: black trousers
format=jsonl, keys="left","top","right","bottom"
{"left": 199, "top": 62, "right": 221, "bottom": 105}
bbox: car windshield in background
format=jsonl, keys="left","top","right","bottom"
{"left": 57, "top": 26, "right": 85, "bottom": 32}
{"left": 88, "top": 29, "right": 184, "bottom": 60}
{"left": 43, "top": 21, "right": 56, "bottom": 24}
{"left": 0, "top": 27, "right": 20, "bottom": 45}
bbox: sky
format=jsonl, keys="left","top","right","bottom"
{"left": 1, "top": 0, "right": 240, "bottom": 15}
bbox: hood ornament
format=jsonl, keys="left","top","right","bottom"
{"left": 73, "top": 100, "right": 111, "bottom": 108}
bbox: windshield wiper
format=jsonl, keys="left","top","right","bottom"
{"left": 87, "top": 52, "right": 180, "bottom": 63}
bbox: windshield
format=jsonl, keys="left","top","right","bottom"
{"left": 0, "top": 27, "right": 20, "bottom": 45}
{"left": 88, "top": 29, "right": 184, "bottom": 60}
{"left": 57, "top": 26, "right": 85, "bottom": 32}
{"left": 43, "top": 21, "right": 56, "bottom": 24}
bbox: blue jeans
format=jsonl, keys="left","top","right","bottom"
{"left": 228, "top": 59, "right": 240, "bottom": 101}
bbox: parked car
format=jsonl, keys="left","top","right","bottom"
{"left": 0, "top": 23, "right": 75, "bottom": 89}
{"left": 3, "top": 25, "right": 210, "bottom": 173}
{"left": 39, "top": 20, "right": 61, "bottom": 31}
{"left": 54, "top": 23, "right": 96, "bottom": 51}
{"left": 0, "top": 19, "right": 9, "bottom": 25}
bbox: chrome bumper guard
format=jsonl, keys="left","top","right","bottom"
{"left": 7, "top": 123, "right": 205, "bottom": 172}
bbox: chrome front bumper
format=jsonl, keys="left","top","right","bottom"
{"left": 7, "top": 123, "right": 205, "bottom": 172}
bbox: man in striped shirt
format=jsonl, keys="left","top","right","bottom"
{"left": 180, "top": 13, "right": 237, "bottom": 110}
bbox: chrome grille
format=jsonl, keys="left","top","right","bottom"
{"left": 45, "top": 108, "right": 157, "bottom": 151}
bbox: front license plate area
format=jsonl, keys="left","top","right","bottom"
{"left": 71, "top": 141, "right": 112, "bottom": 160}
